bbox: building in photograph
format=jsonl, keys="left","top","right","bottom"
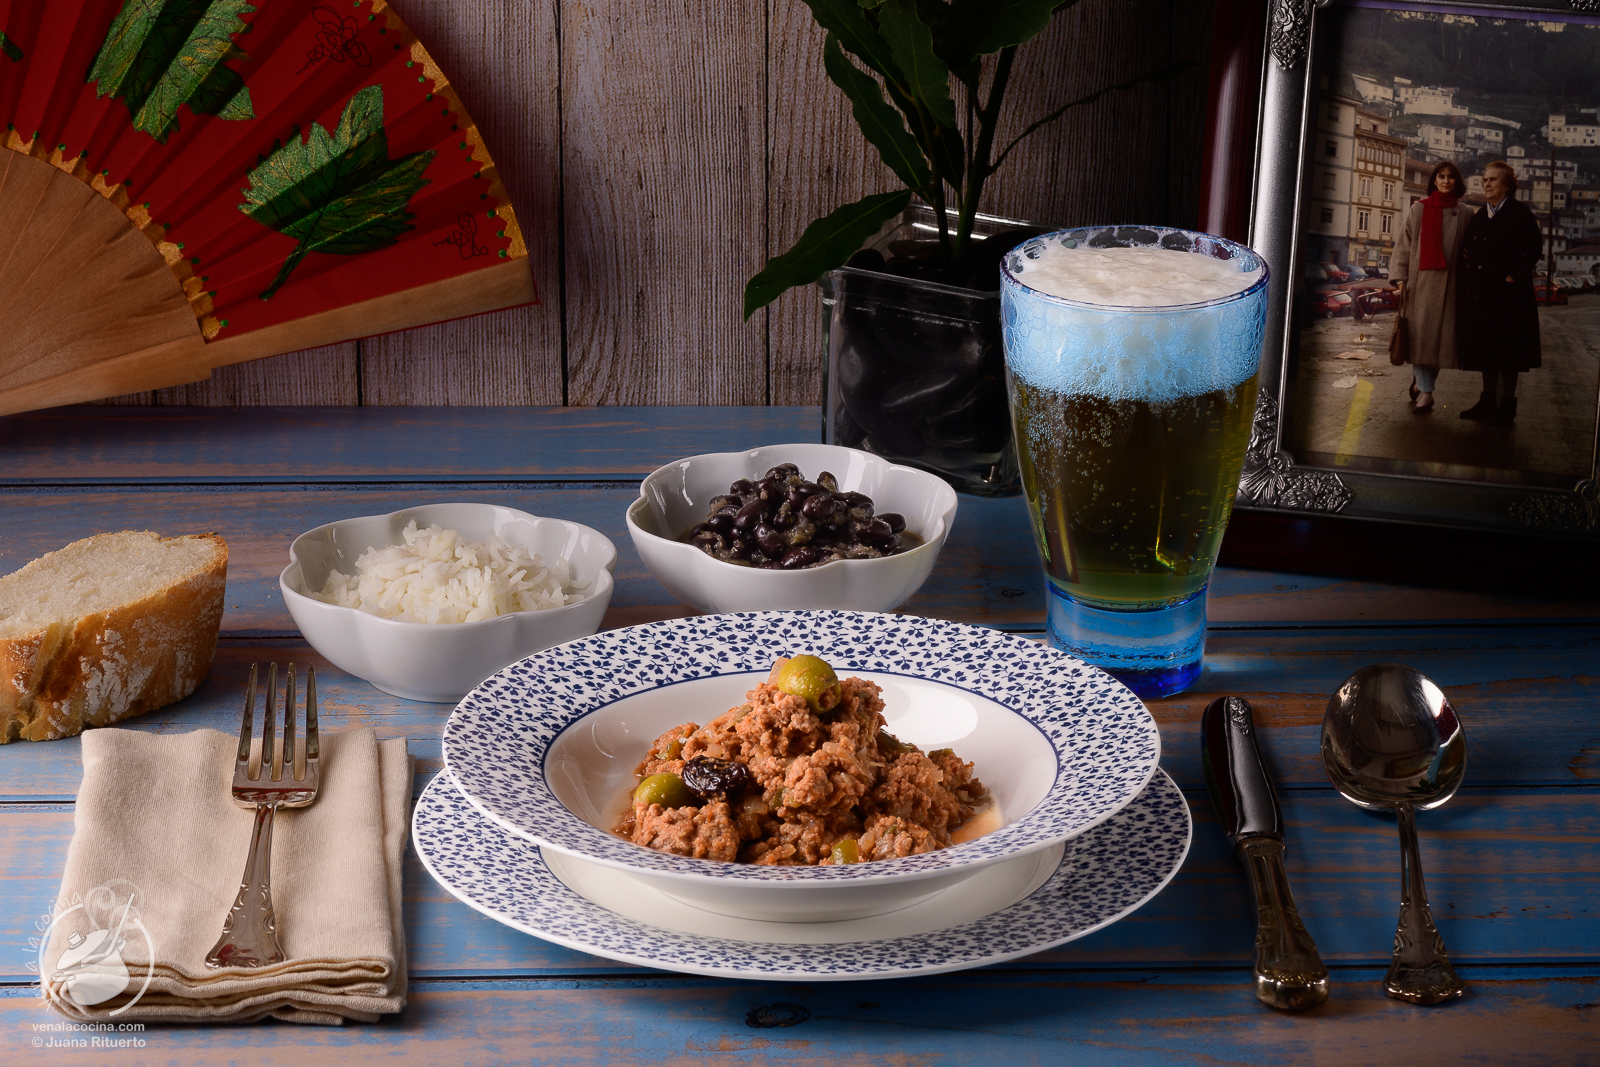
{"left": 1306, "top": 94, "right": 1359, "bottom": 266}
{"left": 1350, "top": 73, "right": 1393, "bottom": 108}
{"left": 1418, "top": 123, "right": 1462, "bottom": 159}
{"left": 1350, "top": 108, "right": 1406, "bottom": 270}
{"left": 1556, "top": 241, "right": 1600, "bottom": 276}
{"left": 1547, "top": 113, "right": 1600, "bottom": 147}
{"left": 1398, "top": 83, "right": 1466, "bottom": 116}
{"left": 1465, "top": 123, "right": 1505, "bottom": 153}
{"left": 1403, "top": 157, "right": 1430, "bottom": 210}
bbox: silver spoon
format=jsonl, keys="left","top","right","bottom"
{"left": 1321, "top": 663, "right": 1467, "bottom": 1005}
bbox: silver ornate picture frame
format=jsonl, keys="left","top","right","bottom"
{"left": 1239, "top": 0, "right": 1600, "bottom": 540}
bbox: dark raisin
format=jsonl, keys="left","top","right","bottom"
{"left": 682, "top": 756, "right": 752, "bottom": 798}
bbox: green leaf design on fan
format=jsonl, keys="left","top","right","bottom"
{"left": 87, "top": 0, "right": 257, "bottom": 143}
{"left": 239, "top": 85, "right": 437, "bottom": 300}
{"left": 0, "top": 30, "right": 23, "bottom": 63}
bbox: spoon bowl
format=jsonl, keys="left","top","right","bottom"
{"left": 1321, "top": 663, "right": 1467, "bottom": 1006}
{"left": 1322, "top": 663, "right": 1466, "bottom": 813}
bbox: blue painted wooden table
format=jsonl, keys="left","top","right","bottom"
{"left": 1, "top": 407, "right": 1596, "bottom": 1065}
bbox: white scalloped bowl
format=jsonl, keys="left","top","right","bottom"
{"left": 442, "top": 612, "right": 1161, "bottom": 922}
{"left": 625, "top": 444, "right": 958, "bottom": 613}
{"left": 281, "top": 502, "right": 617, "bottom": 702}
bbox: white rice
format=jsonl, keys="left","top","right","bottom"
{"left": 310, "top": 521, "right": 586, "bottom": 623}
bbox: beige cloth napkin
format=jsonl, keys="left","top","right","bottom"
{"left": 43, "top": 728, "right": 410, "bottom": 1025}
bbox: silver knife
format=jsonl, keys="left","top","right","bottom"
{"left": 1202, "top": 695, "right": 1330, "bottom": 1011}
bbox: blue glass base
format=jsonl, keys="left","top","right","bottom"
{"left": 1045, "top": 584, "right": 1207, "bottom": 699}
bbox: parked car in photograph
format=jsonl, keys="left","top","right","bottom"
{"left": 1535, "top": 281, "right": 1569, "bottom": 305}
{"left": 1312, "top": 286, "right": 1354, "bottom": 317}
{"left": 1321, "top": 264, "right": 1350, "bottom": 283}
{"left": 1338, "top": 264, "right": 1370, "bottom": 281}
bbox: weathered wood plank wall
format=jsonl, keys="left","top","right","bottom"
{"left": 94, "top": 0, "right": 1213, "bottom": 408}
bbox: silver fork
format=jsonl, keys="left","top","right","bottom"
{"left": 206, "top": 663, "right": 320, "bottom": 969}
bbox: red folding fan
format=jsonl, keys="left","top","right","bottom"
{"left": 0, "top": 0, "right": 536, "bottom": 414}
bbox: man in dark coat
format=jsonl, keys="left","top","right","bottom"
{"left": 1457, "top": 161, "right": 1544, "bottom": 425}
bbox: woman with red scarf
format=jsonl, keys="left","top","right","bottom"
{"left": 1390, "top": 161, "right": 1470, "bottom": 413}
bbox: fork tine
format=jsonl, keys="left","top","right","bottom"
{"left": 234, "top": 664, "right": 257, "bottom": 765}
{"left": 304, "top": 665, "right": 319, "bottom": 767}
{"left": 279, "top": 664, "right": 295, "bottom": 783}
{"left": 260, "top": 663, "right": 277, "bottom": 783}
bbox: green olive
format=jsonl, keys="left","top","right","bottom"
{"left": 773, "top": 654, "right": 841, "bottom": 712}
{"left": 634, "top": 772, "right": 696, "bottom": 809}
{"left": 830, "top": 838, "right": 860, "bottom": 865}
{"left": 877, "top": 729, "right": 915, "bottom": 755}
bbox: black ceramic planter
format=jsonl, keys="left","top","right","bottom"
{"left": 818, "top": 206, "right": 1036, "bottom": 495}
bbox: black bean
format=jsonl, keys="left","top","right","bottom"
{"left": 781, "top": 545, "right": 819, "bottom": 569}
{"left": 817, "top": 471, "right": 838, "bottom": 492}
{"left": 707, "top": 513, "right": 734, "bottom": 535}
{"left": 859, "top": 518, "right": 894, "bottom": 543}
{"left": 772, "top": 507, "right": 798, "bottom": 530}
{"left": 755, "top": 525, "right": 785, "bottom": 558}
{"left": 879, "top": 512, "right": 906, "bottom": 533}
{"left": 765, "top": 463, "right": 800, "bottom": 481}
{"left": 730, "top": 478, "right": 755, "bottom": 496}
{"left": 801, "top": 493, "right": 836, "bottom": 520}
{"left": 734, "top": 499, "right": 766, "bottom": 532}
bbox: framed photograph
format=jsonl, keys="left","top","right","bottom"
{"left": 1238, "top": 0, "right": 1600, "bottom": 546}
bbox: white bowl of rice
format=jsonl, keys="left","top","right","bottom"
{"left": 280, "top": 503, "right": 617, "bottom": 702}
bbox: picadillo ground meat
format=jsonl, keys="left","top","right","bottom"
{"left": 612, "top": 668, "right": 987, "bottom": 865}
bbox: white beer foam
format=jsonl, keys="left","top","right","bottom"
{"left": 1002, "top": 283, "right": 1266, "bottom": 403}
{"left": 1010, "top": 244, "right": 1262, "bottom": 307}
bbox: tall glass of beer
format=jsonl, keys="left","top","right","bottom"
{"left": 1000, "top": 227, "right": 1268, "bottom": 698}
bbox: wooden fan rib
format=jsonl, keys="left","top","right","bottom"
{"left": 0, "top": 187, "right": 152, "bottom": 358}
{"left": 0, "top": 151, "right": 200, "bottom": 393}
{"left": 204, "top": 256, "right": 536, "bottom": 369}
{"left": 0, "top": 334, "right": 212, "bottom": 417}
{"left": 0, "top": 166, "right": 183, "bottom": 361}
{"left": 0, "top": 145, "right": 74, "bottom": 314}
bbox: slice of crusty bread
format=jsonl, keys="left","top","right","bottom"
{"left": 0, "top": 531, "right": 227, "bottom": 743}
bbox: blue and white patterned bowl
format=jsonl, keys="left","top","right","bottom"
{"left": 443, "top": 611, "right": 1160, "bottom": 922}
{"left": 412, "top": 764, "right": 1193, "bottom": 979}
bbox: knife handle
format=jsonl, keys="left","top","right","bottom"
{"left": 1238, "top": 835, "right": 1330, "bottom": 1011}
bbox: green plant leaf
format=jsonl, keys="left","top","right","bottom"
{"left": 743, "top": 189, "right": 912, "bottom": 318}
{"left": 822, "top": 35, "right": 930, "bottom": 191}
{"left": 239, "top": 85, "right": 436, "bottom": 300}
{"left": 87, "top": 0, "right": 257, "bottom": 143}
{"left": 936, "top": 0, "right": 1078, "bottom": 70}
{"left": 800, "top": 0, "right": 901, "bottom": 84}
{"left": 876, "top": 0, "right": 956, "bottom": 129}
{"left": 0, "top": 30, "right": 23, "bottom": 63}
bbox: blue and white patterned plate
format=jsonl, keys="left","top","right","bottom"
{"left": 412, "top": 766, "right": 1192, "bottom": 980}
{"left": 443, "top": 611, "right": 1161, "bottom": 885}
